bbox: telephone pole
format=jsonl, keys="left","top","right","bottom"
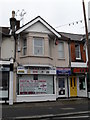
{"left": 82, "top": 0, "right": 90, "bottom": 96}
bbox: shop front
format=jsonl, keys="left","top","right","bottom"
{"left": 16, "top": 66, "right": 56, "bottom": 102}
{"left": 69, "top": 68, "right": 88, "bottom": 97}
{"left": 56, "top": 68, "right": 71, "bottom": 98}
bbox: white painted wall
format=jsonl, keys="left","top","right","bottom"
{"left": 25, "top": 21, "right": 52, "bottom": 34}
{"left": 71, "top": 62, "right": 87, "bottom": 67}
{"left": 1, "top": 36, "right": 15, "bottom": 59}
{"left": 17, "top": 94, "right": 56, "bottom": 103}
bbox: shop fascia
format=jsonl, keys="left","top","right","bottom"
{"left": 17, "top": 66, "right": 56, "bottom": 75}
{"left": 71, "top": 67, "right": 88, "bottom": 74}
{"left": 56, "top": 68, "right": 71, "bottom": 75}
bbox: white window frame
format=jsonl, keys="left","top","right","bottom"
{"left": 22, "top": 38, "right": 27, "bottom": 56}
{"left": 58, "top": 42, "right": 65, "bottom": 59}
{"left": 33, "top": 37, "right": 44, "bottom": 56}
{"left": 75, "top": 43, "right": 81, "bottom": 60}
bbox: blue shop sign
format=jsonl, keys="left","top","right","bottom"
{"left": 56, "top": 68, "right": 71, "bottom": 75}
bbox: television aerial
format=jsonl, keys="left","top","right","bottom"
{"left": 16, "top": 9, "right": 26, "bottom": 26}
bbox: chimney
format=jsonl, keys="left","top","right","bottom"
{"left": 10, "top": 11, "right": 17, "bottom": 35}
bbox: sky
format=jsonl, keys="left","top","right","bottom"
{"left": 0, "top": 0, "right": 90, "bottom": 34}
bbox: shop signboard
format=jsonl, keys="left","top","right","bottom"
{"left": 17, "top": 67, "right": 27, "bottom": 74}
{"left": 17, "top": 67, "right": 56, "bottom": 75}
{"left": 72, "top": 68, "right": 88, "bottom": 73}
{"left": 19, "top": 79, "right": 47, "bottom": 94}
{"left": 56, "top": 68, "right": 71, "bottom": 75}
{"left": 0, "top": 67, "right": 10, "bottom": 71}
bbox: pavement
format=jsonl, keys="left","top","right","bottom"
{"left": 0, "top": 98, "right": 90, "bottom": 120}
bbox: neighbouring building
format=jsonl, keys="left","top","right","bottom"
{"left": 0, "top": 27, "right": 15, "bottom": 104}
{"left": 60, "top": 32, "right": 88, "bottom": 98}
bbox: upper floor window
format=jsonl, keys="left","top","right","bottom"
{"left": 75, "top": 43, "right": 81, "bottom": 59}
{"left": 22, "top": 38, "right": 27, "bottom": 55}
{"left": 58, "top": 42, "right": 64, "bottom": 59}
{"left": 33, "top": 37, "right": 44, "bottom": 56}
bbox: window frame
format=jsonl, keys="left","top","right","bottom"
{"left": 75, "top": 43, "right": 81, "bottom": 60}
{"left": 58, "top": 42, "right": 65, "bottom": 59}
{"left": 33, "top": 37, "right": 44, "bottom": 56}
{"left": 22, "top": 38, "right": 27, "bottom": 56}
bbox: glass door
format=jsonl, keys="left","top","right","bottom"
{"left": 58, "top": 78, "right": 65, "bottom": 97}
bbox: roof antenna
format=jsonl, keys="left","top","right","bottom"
{"left": 16, "top": 9, "right": 26, "bottom": 26}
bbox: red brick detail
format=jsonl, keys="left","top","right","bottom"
{"left": 80, "top": 44, "right": 86, "bottom": 62}
{"left": 71, "top": 42, "right": 75, "bottom": 62}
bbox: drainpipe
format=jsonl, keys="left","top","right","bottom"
{"left": 68, "top": 38, "right": 71, "bottom": 67}
{"left": 68, "top": 38, "right": 71, "bottom": 98}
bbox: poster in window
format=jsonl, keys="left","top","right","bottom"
{"left": 19, "top": 79, "right": 47, "bottom": 95}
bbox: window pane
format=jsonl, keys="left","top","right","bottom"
{"left": 58, "top": 51, "right": 64, "bottom": 58}
{"left": 58, "top": 78, "right": 65, "bottom": 88}
{"left": 70, "top": 78, "right": 72, "bottom": 87}
{"left": 34, "top": 47, "right": 43, "bottom": 55}
{"left": 75, "top": 44, "right": 81, "bottom": 58}
{"left": 58, "top": 42, "right": 64, "bottom": 58}
{"left": 34, "top": 39, "right": 43, "bottom": 46}
{"left": 34, "top": 38, "right": 44, "bottom": 55}
{"left": 23, "top": 38, "right": 27, "bottom": 46}
{"left": 23, "top": 38, "right": 27, "bottom": 55}
{"left": 23, "top": 48, "right": 27, "bottom": 55}
{"left": 74, "top": 78, "right": 76, "bottom": 87}
{"left": 58, "top": 42, "right": 64, "bottom": 51}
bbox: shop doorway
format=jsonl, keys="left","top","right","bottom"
{"left": 58, "top": 78, "right": 65, "bottom": 97}
{"left": 78, "top": 76, "right": 87, "bottom": 97}
{"left": 0, "top": 71, "right": 9, "bottom": 100}
{"left": 70, "top": 77, "right": 77, "bottom": 97}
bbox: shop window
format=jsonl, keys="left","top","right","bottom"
{"left": 33, "top": 37, "right": 44, "bottom": 56}
{"left": 58, "top": 42, "right": 64, "bottom": 59}
{"left": 79, "top": 77, "right": 85, "bottom": 90}
{"left": 18, "top": 75, "right": 54, "bottom": 95}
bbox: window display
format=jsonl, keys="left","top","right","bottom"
{"left": 18, "top": 75, "right": 54, "bottom": 95}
